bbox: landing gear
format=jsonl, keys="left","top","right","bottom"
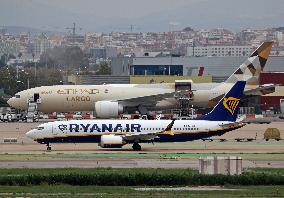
{"left": 132, "top": 142, "right": 141, "bottom": 151}
{"left": 46, "top": 143, "right": 51, "bottom": 151}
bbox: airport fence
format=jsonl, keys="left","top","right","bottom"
{"left": 0, "top": 168, "right": 283, "bottom": 186}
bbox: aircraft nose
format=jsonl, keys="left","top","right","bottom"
{"left": 26, "top": 130, "right": 36, "bottom": 139}
{"left": 7, "top": 97, "right": 15, "bottom": 107}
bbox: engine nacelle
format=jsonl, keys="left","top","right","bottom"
{"left": 99, "top": 135, "right": 124, "bottom": 148}
{"left": 95, "top": 101, "right": 123, "bottom": 118}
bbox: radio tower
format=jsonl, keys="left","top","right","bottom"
{"left": 66, "top": 22, "right": 81, "bottom": 45}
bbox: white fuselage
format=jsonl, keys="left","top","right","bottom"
{"left": 26, "top": 119, "right": 241, "bottom": 144}
{"left": 7, "top": 83, "right": 258, "bottom": 113}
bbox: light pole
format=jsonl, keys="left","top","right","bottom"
{"left": 32, "top": 53, "right": 36, "bottom": 82}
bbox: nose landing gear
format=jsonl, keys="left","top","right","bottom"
{"left": 132, "top": 142, "right": 141, "bottom": 151}
{"left": 46, "top": 143, "right": 51, "bottom": 151}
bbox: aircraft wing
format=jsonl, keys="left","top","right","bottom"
{"left": 219, "top": 122, "right": 246, "bottom": 129}
{"left": 118, "top": 92, "right": 175, "bottom": 107}
{"left": 122, "top": 120, "right": 175, "bottom": 142}
{"left": 211, "top": 84, "right": 276, "bottom": 104}
{"left": 244, "top": 84, "right": 275, "bottom": 96}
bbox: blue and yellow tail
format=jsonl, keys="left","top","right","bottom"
{"left": 195, "top": 81, "right": 246, "bottom": 121}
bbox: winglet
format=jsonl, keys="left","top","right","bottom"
{"left": 162, "top": 120, "right": 175, "bottom": 135}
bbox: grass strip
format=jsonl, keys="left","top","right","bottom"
{"left": 0, "top": 168, "right": 283, "bottom": 186}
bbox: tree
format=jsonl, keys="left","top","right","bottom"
{"left": 0, "top": 54, "right": 8, "bottom": 66}
{"left": 96, "top": 62, "right": 111, "bottom": 75}
{"left": 183, "top": 27, "right": 194, "bottom": 32}
{"left": 8, "top": 54, "right": 16, "bottom": 60}
{"left": 0, "top": 66, "right": 63, "bottom": 96}
{"left": 39, "top": 46, "right": 89, "bottom": 72}
{"left": 0, "top": 58, "right": 5, "bottom": 67}
{"left": 18, "top": 52, "right": 23, "bottom": 58}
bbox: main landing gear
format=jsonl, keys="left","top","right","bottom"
{"left": 46, "top": 143, "right": 52, "bottom": 151}
{"left": 132, "top": 142, "right": 141, "bottom": 151}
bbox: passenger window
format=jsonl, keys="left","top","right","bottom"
{"left": 15, "top": 95, "right": 20, "bottom": 98}
{"left": 37, "top": 127, "right": 44, "bottom": 130}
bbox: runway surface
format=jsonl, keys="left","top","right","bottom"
{"left": 0, "top": 120, "right": 283, "bottom": 168}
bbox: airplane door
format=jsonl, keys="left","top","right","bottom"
{"left": 280, "top": 99, "right": 284, "bottom": 113}
{"left": 51, "top": 125, "right": 58, "bottom": 135}
{"left": 34, "top": 93, "right": 40, "bottom": 102}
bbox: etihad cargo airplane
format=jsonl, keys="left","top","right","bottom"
{"left": 8, "top": 42, "right": 274, "bottom": 118}
{"left": 26, "top": 81, "right": 246, "bottom": 151}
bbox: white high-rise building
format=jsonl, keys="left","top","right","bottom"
{"left": 33, "top": 33, "right": 51, "bottom": 56}
{"left": 187, "top": 45, "right": 252, "bottom": 57}
{"left": 0, "top": 40, "right": 20, "bottom": 57}
{"left": 274, "top": 31, "right": 283, "bottom": 41}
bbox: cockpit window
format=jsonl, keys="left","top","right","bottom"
{"left": 15, "top": 95, "right": 20, "bottom": 98}
{"left": 37, "top": 127, "right": 44, "bottom": 130}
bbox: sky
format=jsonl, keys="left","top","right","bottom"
{"left": 0, "top": 0, "right": 284, "bottom": 33}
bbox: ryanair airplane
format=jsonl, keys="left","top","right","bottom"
{"left": 26, "top": 81, "right": 246, "bottom": 151}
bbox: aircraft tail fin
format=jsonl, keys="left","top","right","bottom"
{"left": 225, "top": 41, "right": 273, "bottom": 85}
{"left": 195, "top": 81, "right": 246, "bottom": 121}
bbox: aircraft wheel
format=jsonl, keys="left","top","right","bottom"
{"left": 46, "top": 143, "right": 52, "bottom": 151}
{"left": 132, "top": 143, "right": 141, "bottom": 151}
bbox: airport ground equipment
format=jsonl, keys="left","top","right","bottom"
{"left": 174, "top": 80, "right": 194, "bottom": 117}
{"left": 26, "top": 93, "right": 40, "bottom": 122}
{"left": 242, "top": 117, "right": 271, "bottom": 124}
{"left": 264, "top": 128, "right": 281, "bottom": 141}
{"left": 0, "top": 107, "right": 25, "bottom": 122}
{"left": 3, "top": 138, "right": 17, "bottom": 143}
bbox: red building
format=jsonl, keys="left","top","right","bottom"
{"left": 259, "top": 72, "right": 284, "bottom": 112}
{"left": 260, "top": 72, "right": 284, "bottom": 85}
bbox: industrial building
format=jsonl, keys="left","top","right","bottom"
{"left": 111, "top": 56, "right": 284, "bottom": 82}
{"left": 259, "top": 72, "right": 284, "bottom": 112}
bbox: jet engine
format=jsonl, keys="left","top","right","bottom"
{"left": 99, "top": 135, "right": 124, "bottom": 148}
{"left": 95, "top": 101, "right": 123, "bottom": 118}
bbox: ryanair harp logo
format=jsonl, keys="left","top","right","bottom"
{"left": 223, "top": 97, "right": 240, "bottom": 115}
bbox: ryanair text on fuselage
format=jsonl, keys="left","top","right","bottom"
{"left": 59, "top": 123, "right": 142, "bottom": 133}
